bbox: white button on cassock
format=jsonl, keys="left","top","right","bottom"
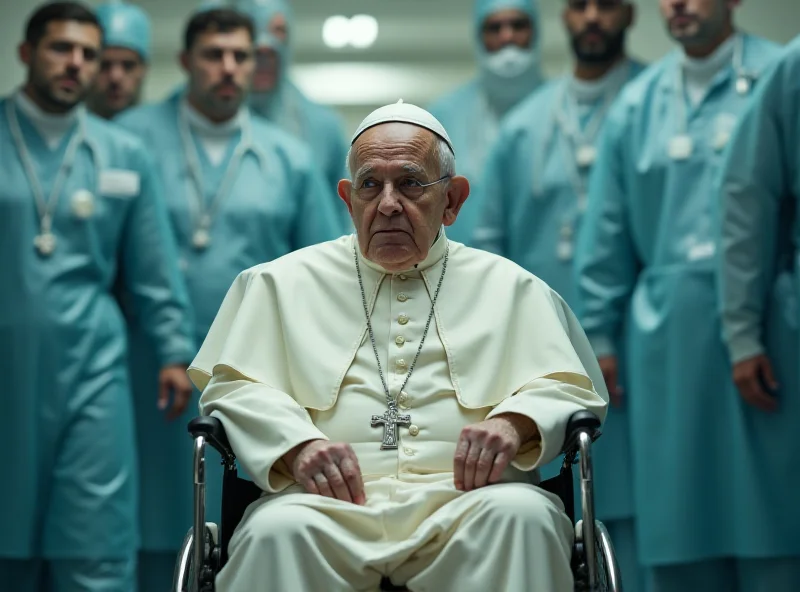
{"left": 395, "top": 336, "right": 405, "bottom": 346}
{"left": 398, "top": 392, "right": 410, "bottom": 409}
{"left": 408, "top": 425, "right": 419, "bottom": 437}
{"left": 397, "top": 293, "right": 408, "bottom": 302}
{"left": 398, "top": 314, "right": 409, "bottom": 325}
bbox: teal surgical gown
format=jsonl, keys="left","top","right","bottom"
{"left": 717, "top": 32, "right": 800, "bottom": 554}
{"left": 0, "top": 97, "right": 194, "bottom": 562}
{"left": 428, "top": 0, "right": 544, "bottom": 245}
{"left": 473, "top": 59, "right": 646, "bottom": 590}
{"left": 116, "top": 93, "right": 343, "bottom": 562}
{"left": 575, "top": 35, "right": 791, "bottom": 567}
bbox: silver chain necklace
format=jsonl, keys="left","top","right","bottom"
{"left": 353, "top": 241, "right": 449, "bottom": 450}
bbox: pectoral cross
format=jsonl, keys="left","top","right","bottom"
{"left": 372, "top": 404, "right": 411, "bottom": 450}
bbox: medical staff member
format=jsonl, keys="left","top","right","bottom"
{"left": 717, "top": 33, "right": 800, "bottom": 578}
{"left": 576, "top": 0, "right": 790, "bottom": 590}
{"left": 87, "top": 1, "right": 151, "bottom": 119}
{"left": 428, "top": 0, "right": 544, "bottom": 244}
{"left": 0, "top": 2, "right": 195, "bottom": 590}
{"left": 235, "top": 0, "right": 350, "bottom": 228}
{"left": 116, "top": 7, "right": 343, "bottom": 589}
{"left": 474, "top": 1, "right": 645, "bottom": 588}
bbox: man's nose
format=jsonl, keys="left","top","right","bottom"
{"left": 376, "top": 184, "right": 403, "bottom": 215}
{"left": 67, "top": 47, "right": 85, "bottom": 69}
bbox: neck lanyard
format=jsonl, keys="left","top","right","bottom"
{"left": 673, "top": 33, "right": 749, "bottom": 136}
{"left": 178, "top": 100, "right": 254, "bottom": 250}
{"left": 6, "top": 97, "right": 86, "bottom": 257}
{"left": 554, "top": 60, "right": 631, "bottom": 207}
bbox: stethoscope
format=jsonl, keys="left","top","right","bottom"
{"left": 177, "top": 98, "right": 269, "bottom": 251}
{"left": 672, "top": 33, "right": 756, "bottom": 148}
{"left": 6, "top": 95, "right": 102, "bottom": 257}
{"left": 543, "top": 62, "right": 632, "bottom": 261}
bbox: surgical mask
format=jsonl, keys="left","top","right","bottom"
{"left": 483, "top": 45, "right": 537, "bottom": 78}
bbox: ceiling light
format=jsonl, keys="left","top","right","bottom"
{"left": 348, "top": 15, "right": 379, "bottom": 49}
{"left": 322, "top": 15, "right": 350, "bottom": 49}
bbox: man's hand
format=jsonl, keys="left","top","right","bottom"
{"left": 733, "top": 354, "right": 779, "bottom": 412}
{"left": 158, "top": 364, "right": 194, "bottom": 420}
{"left": 285, "top": 440, "right": 365, "bottom": 505}
{"left": 598, "top": 356, "right": 623, "bottom": 407}
{"left": 454, "top": 414, "right": 539, "bottom": 492}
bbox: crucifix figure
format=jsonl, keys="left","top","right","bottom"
{"left": 371, "top": 403, "right": 411, "bottom": 450}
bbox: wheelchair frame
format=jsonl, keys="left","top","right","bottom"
{"left": 175, "top": 411, "right": 621, "bottom": 592}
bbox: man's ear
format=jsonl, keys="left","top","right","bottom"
{"left": 19, "top": 42, "right": 32, "bottom": 67}
{"left": 442, "top": 176, "right": 470, "bottom": 227}
{"left": 179, "top": 50, "right": 190, "bottom": 73}
{"left": 338, "top": 178, "right": 354, "bottom": 215}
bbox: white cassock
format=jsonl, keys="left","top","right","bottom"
{"left": 189, "top": 231, "right": 609, "bottom": 592}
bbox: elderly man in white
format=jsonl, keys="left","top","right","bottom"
{"left": 188, "top": 101, "right": 609, "bottom": 591}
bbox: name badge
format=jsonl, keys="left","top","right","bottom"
{"left": 688, "top": 241, "right": 716, "bottom": 261}
{"left": 713, "top": 131, "right": 731, "bottom": 152}
{"left": 99, "top": 169, "right": 141, "bottom": 198}
{"left": 668, "top": 135, "right": 694, "bottom": 161}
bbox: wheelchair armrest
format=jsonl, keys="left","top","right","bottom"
{"left": 188, "top": 416, "right": 236, "bottom": 465}
{"left": 560, "top": 410, "right": 602, "bottom": 455}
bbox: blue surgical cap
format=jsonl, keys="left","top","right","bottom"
{"left": 235, "top": 0, "right": 293, "bottom": 48}
{"left": 474, "top": 0, "right": 540, "bottom": 38}
{"left": 95, "top": 1, "right": 152, "bottom": 61}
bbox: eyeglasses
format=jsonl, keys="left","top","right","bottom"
{"left": 482, "top": 17, "right": 532, "bottom": 35}
{"left": 356, "top": 175, "right": 451, "bottom": 201}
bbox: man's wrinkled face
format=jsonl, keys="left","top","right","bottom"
{"left": 183, "top": 27, "right": 254, "bottom": 119}
{"left": 21, "top": 20, "right": 101, "bottom": 112}
{"left": 659, "top": 0, "right": 735, "bottom": 46}
{"left": 338, "top": 124, "right": 468, "bottom": 272}
{"left": 252, "top": 13, "right": 287, "bottom": 92}
{"left": 481, "top": 9, "right": 535, "bottom": 53}
{"left": 89, "top": 46, "right": 146, "bottom": 118}
{"left": 564, "top": 0, "right": 633, "bottom": 63}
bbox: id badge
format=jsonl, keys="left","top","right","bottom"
{"left": 668, "top": 135, "right": 694, "bottom": 161}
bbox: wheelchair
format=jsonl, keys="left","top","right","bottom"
{"left": 173, "top": 410, "right": 621, "bottom": 592}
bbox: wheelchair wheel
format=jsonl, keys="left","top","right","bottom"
{"left": 573, "top": 519, "right": 621, "bottom": 592}
{"left": 173, "top": 523, "right": 219, "bottom": 592}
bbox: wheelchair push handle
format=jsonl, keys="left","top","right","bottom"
{"left": 188, "top": 416, "right": 236, "bottom": 467}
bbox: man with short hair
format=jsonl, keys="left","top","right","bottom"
{"left": 189, "top": 101, "right": 608, "bottom": 591}
{"left": 428, "top": 0, "right": 545, "bottom": 244}
{"left": 576, "top": 0, "right": 792, "bottom": 589}
{"left": 235, "top": 0, "right": 350, "bottom": 227}
{"left": 473, "top": 1, "right": 645, "bottom": 588}
{"left": 87, "top": 0, "right": 151, "bottom": 119}
{"left": 116, "top": 8, "right": 343, "bottom": 590}
{"left": 0, "top": 2, "right": 195, "bottom": 590}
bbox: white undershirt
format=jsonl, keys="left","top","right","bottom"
{"left": 568, "top": 58, "right": 631, "bottom": 105}
{"left": 183, "top": 101, "right": 242, "bottom": 166}
{"left": 681, "top": 34, "right": 736, "bottom": 107}
{"left": 14, "top": 90, "right": 78, "bottom": 150}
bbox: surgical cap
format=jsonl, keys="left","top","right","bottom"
{"left": 95, "top": 1, "right": 152, "bottom": 61}
{"left": 235, "top": 0, "right": 293, "bottom": 47}
{"left": 474, "top": 0, "right": 540, "bottom": 36}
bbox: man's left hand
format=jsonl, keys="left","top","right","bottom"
{"left": 453, "top": 414, "right": 539, "bottom": 492}
{"left": 158, "top": 364, "right": 194, "bottom": 420}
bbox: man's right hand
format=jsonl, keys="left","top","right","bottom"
{"left": 598, "top": 356, "right": 623, "bottom": 407}
{"left": 283, "top": 440, "right": 366, "bottom": 505}
{"left": 733, "top": 354, "right": 779, "bottom": 412}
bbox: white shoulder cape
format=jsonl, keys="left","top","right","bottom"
{"left": 189, "top": 234, "right": 608, "bottom": 411}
